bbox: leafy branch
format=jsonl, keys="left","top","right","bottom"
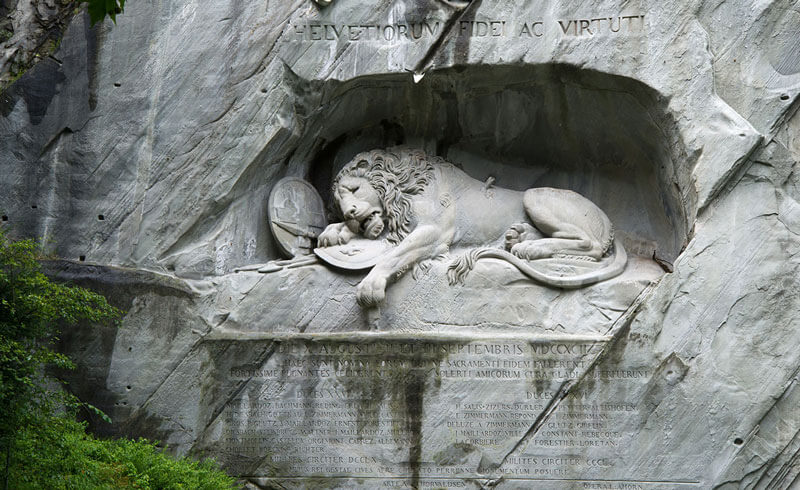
{"left": 81, "top": 0, "right": 127, "bottom": 25}
{"left": 0, "top": 230, "right": 121, "bottom": 488}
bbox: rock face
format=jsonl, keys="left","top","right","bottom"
{"left": 3, "top": 0, "right": 800, "bottom": 488}
{"left": 0, "top": 0, "right": 78, "bottom": 90}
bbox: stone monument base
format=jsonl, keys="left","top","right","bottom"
{"left": 178, "top": 298, "right": 696, "bottom": 489}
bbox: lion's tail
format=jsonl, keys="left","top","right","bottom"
{"left": 446, "top": 238, "right": 628, "bottom": 288}
{"left": 446, "top": 249, "right": 482, "bottom": 285}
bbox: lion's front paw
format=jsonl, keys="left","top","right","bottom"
{"left": 318, "top": 223, "right": 354, "bottom": 247}
{"left": 356, "top": 274, "right": 387, "bottom": 307}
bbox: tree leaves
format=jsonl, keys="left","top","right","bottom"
{"left": 9, "top": 417, "right": 236, "bottom": 488}
{"left": 0, "top": 229, "right": 122, "bottom": 484}
{"left": 0, "top": 231, "right": 232, "bottom": 488}
{"left": 82, "top": 0, "right": 127, "bottom": 26}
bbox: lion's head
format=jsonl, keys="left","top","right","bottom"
{"left": 332, "top": 148, "right": 438, "bottom": 244}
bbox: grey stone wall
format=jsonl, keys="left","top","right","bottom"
{"left": 2, "top": 1, "right": 800, "bottom": 488}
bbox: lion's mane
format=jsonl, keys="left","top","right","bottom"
{"left": 333, "top": 148, "right": 440, "bottom": 244}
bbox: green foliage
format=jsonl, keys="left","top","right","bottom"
{"left": 9, "top": 416, "right": 236, "bottom": 489}
{"left": 0, "top": 230, "right": 236, "bottom": 488}
{"left": 0, "top": 230, "right": 237, "bottom": 488}
{"left": 0, "top": 232, "right": 121, "bottom": 449}
{"left": 0, "top": 229, "right": 121, "bottom": 488}
{"left": 81, "top": 0, "right": 126, "bottom": 25}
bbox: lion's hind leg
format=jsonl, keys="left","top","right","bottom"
{"left": 520, "top": 188, "right": 609, "bottom": 261}
{"left": 511, "top": 235, "right": 602, "bottom": 261}
{"left": 506, "top": 223, "right": 604, "bottom": 261}
{"left": 504, "top": 223, "right": 543, "bottom": 251}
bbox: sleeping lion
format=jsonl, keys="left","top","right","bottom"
{"left": 317, "top": 148, "right": 627, "bottom": 306}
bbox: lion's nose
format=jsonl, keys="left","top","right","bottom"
{"left": 345, "top": 205, "right": 357, "bottom": 218}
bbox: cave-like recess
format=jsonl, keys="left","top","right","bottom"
{"left": 295, "top": 64, "right": 692, "bottom": 263}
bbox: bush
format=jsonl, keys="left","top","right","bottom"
{"left": 9, "top": 416, "right": 236, "bottom": 489}
{"left": 0, "top": 233, "right": 121, "bottom": 461}
{"left": 0, "top": 230, "right": 236, "bottom": 488}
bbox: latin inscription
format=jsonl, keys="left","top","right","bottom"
{"left": 284, "top": 14, "right": 645, "bottom": 42}
{"left": 214, "top": 338, "right": 658, "bottom": 486}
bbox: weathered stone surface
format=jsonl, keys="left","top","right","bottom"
{"left": 0, "top": 0, "right": 79, "bottom": 90}
{"left": 2, "top": 0, "right": 800, "bottom": 488}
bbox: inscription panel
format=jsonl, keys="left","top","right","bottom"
{"left": 283, "top": 14, "right": 645, "bottom": 43}
{"left": 206, "top": 336, "right": 695, "bottom": 488}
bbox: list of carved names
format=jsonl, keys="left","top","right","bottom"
{"left": 221, "top": 339, "right": 649, "bottom": 481}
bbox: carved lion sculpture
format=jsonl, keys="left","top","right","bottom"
{"left": 318, "top": 148, "right": 627, "bottom": 306}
